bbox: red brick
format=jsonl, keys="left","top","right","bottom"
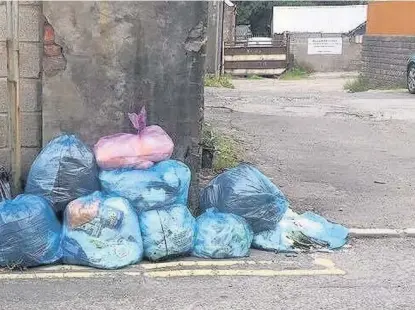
{"left": 44, "top": 23, "right": 55, "bottom": 45}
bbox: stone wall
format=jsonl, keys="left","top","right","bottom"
{"left": 362, "top": 35, "right": 415, "bottom": 87}
{"left": 0, "top": 1, "right": 42, "bottom": 181}
{"left": 0, "top": 2, "right": 206, "bottom": 209}
{"left": 289, "top": 32, "right": 362, "bottom": 72}
{"left": 42, "top": 1, "right": 206, "bottom": 212}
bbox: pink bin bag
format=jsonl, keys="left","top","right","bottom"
{"left": 94, "top": 107, "right": 174, "bottom": 170}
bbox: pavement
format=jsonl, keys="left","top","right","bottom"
{"left": 1, "top": 238, "right": 415, "bottom": 310}
{"left": 205, "top": 77, "right": 415, "bottom": 229}
{"left": 1, "top": 76, "right": 415, "bottom": 309}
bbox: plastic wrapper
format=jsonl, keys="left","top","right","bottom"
{"left": 0, "top": 194, "right": 62, "bottom": 267}
{"left": 94, "top": 107, "right": 174, "bottom": 170}
{"left": 192, "top": 208, "right": 253, "bottom": 259}
{"left": 252, "top": 209, "right": 300, "bottom": 253}
{"left": 100, "top": 160, "right": 191, "bottom": 212}
{"left": 252, "top": 209, "right": 349, "bottom": 252}
{"left": 62, "top": 192, "right": 143, "bottom": 269}
{"left": 25, "top": 134, "right": 100, "bottom": 214}
{"left": 200, "top": 163, "right": 289, "bottom": 233}
{"left": 0, "top": 166, "right": 11, "bottom": 201}
{"left": 139, "top": 204, "right": 195, "bottom": 261}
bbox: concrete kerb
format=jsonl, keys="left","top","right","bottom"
{"left": 349, "top": 228, "right": 415, "bottom": 238}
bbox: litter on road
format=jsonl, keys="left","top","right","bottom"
{"left": 0, "top": 107, "right": 349, "bottom": 270}
{"left": 200, "top": 163, "right": 289, "bottom": 233}
{"left": 139, "top": 204, "right": 195, "bottom": 261}
{"left": 25, "top": 134, "right": 99, "bottom": 215}
{"left": 0, "top": 194, "right": 62, "bottom": 268}
{"left": 94, "top": 106, "right": 173, "bottom": 170}
{"left": 193, "top": 208, "right": 253, "bottom": 259}
{"left": 62, "top": 191, "right": 143, "bottom": 269}
{"left": 99, "top": 159, "right": 191, "bottom": 212}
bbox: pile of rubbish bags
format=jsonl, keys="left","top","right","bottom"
{"left": 0, "top": 107, "right": 349, "bottom": 269}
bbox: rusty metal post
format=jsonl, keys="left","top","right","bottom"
{"left": 6, "top": 1, "right": 21, "bottom": 194}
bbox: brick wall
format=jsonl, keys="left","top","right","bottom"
{"left": 289, "top": 32, "right": 362, "bottom": 72}
{"left": 361, "top": 35, "right": 415, "bottom": 87}
{"left": 0, "top": 2, "right": 42, "bottom": 180}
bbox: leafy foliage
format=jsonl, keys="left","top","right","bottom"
{"left": 204, "top": 74, "right": 234, "bottom": 89}
{"left": 202, "top": 124, "right": 241, "bottom": 173}
{"left": 343, "top": 75, "right": 371, "bottom": 93}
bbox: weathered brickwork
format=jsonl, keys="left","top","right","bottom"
{"left": 362, "top": 35, "right": 415, "bottom": 87}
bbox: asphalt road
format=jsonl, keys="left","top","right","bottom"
{"left": 1, "top": 77, "right": 414, "bottom": 310}
{"left": 205, "top": 77, "right": 415, "bottom": 229}
{"left": 1, "top": 238, "right": 414, "bottom": 310}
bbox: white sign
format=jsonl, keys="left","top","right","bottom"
{"left": 307, "top": 38, "right": 343, "bottom": 55}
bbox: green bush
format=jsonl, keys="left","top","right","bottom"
{"left": 343, "top": 75, "right": 371, "bottom": 93}
{"left": 204, "top": 74, "right": 234, "bottom": 89}
{"left": 202, "top": 124, "right": 241, "bottom": 172}
{"left": 280, "top": 64, "right": 312, "bottom": 80}
{"left": 247, "top": 74, "right": 263, "bottom": 80}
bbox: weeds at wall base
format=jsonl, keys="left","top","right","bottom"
{"left": 201, "top": 123, "right": 241, "bottom": 173}
{"left": 204, "top": 74, "right": 234, "bottom": 89}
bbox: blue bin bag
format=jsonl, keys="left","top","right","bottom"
{"left": 252, "top": 209, "right": 300, "bottom": 253}
{"left": 139, "top": 204, "right": 195, "bottom": 261}
{"left": 200, "top": 163, "right": 289, "bottom": 233}
{"left": 253, "top": 209, "right": 349, "bottom": 252}
{"left": 192, "top": 209, "right": 253, "bottom": 259}
{"left": 100, "top": 160, "right": 191, "bottom": 212}
{"left": 0, "top": 194, "right": 62, "bottom": 268}
{"left": 62, "top": 192, "right": 143, "bottom": 269}
{"left": 0, "top": 166, "right": 11, "bottom": 202}
{"left": 25, "top": 134, "right": 100, "bottom": 214}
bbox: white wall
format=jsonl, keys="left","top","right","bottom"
{"left": 273, "top": 5, "right": 367, "bottom": 35}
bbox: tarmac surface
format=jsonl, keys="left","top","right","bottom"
{"left": 1, "top": 77, "right": 414, "bottom": 309}
{"left": 205, "top": 77, "right": 415, "bottom": 229}
{"left": 0, "top": 239, "right": 414, "bottom": 310}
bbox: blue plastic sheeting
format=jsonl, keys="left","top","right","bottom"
{"left": 0, "top": 195, "right": 62, "bottom": 267}
{"left": 100, "top": 160, "right": 191, "bottom": 213}
{"left": 296, "top": 212, "right": 349, "bottom": 249}
{"left": 252, "top": 210, "right": 349, "bottom": 252}
{"left": 200, "top": 163, "right": 289, "bottom": 233}
{"left": 252, "top": 209, "right": 300, "bottom": 253}
{"left": 62, "top": 192, "right": 143, "bottom": 269}
{"left": 192, "top": 209, "right": 253, "bottom": 259}
{"left": 25, "top": 134, "right": 100, "bottom": 214}
{"left": 139, "top": 204, "right": 195, "bottom": 261}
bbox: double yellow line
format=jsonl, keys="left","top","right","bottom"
{"left": 0, "top": 258, "right": 345, "bottom": 280}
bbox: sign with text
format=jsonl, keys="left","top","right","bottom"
{"left": 307, "top": 38, "right": 343, "bottom": 55}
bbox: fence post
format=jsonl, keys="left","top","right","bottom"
{"left": 6, "top": 1, "right": 21, "bottom": 194}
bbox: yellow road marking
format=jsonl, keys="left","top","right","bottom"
{"left": 0, "top": 271, "right": 114, "bottom": 280}
{"left": 0, "top": 258, "right": 345, "bottom": 279}
{"left": 313, "top": 258, "right": 336, "bottom": 268}
{"left": 32, "top": 265, "right": 91, "bottom": 272}
{"left": 140, "top": 260, "right": 281, "bottom": 270}
{"left": 144, "top": 267, "right": 346, "bottom": 278}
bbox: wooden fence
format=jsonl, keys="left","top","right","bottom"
{"left": 224, "top": 40, "right": 289, "bottom": 76}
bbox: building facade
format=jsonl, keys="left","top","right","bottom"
{"left": 362, "top": 1, "right": 415, "bottom": 87}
